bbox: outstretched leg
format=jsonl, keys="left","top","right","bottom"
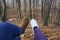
{"left": 30, "top": 19, "right": 48, "bottom": 40}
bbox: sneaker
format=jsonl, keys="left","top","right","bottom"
{"left": 30, "top": 19, "right": 38, "bottom": 34}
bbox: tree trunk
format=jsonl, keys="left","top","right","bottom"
{"left": 33, "top": 0, "right": 35, "bottom": 13}
{"left": 0, "top": 1, "right": 2, "bottom": 20}
{"left": 29, "top": 0, "right": 32, "bottom": 19}
{"left": 43, "top": 0, "right": 53, "bottom": 26}
{"left": 12, "top": 0, "right": 14, "bottom": 8}
{"left": 41, "top": 0, "right": 43, "bottom": 20}
{"left": 2, "top": 0, "right": 7, "bottom": 22}
{"left": 57, "top": 4, "right": 60, "bottom": 25}
{"left": 16, "top": 0, "right": 21, "bottom": 19}
{"left": 24, "top": 0, "right": 27, "bottom": 12}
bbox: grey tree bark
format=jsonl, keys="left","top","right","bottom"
{"left": 29, "top": 0, "right": 32, "bottom": 19}
{"left": 24, "top": 0, "right": 27, "bottom": 12}
{"left": 43, "top": 0, "right": 53, "bottom": 26}
{"left": 2, "top": 0, "right": 7, "bottom": 22}
{"left": 16, "top": 0, "right": 21, "bottom": 19}
{"left": 44, "top": 0, "right": 53, "bottom": 26}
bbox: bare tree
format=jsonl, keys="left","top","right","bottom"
{"left": 0, "top": 1, "right": 2, "bottom": 19}
{"left": 57, "top": 4, "right": 60, "bottom": 25}
{"left": 36, "top": 0, "right": 39, "bottom": 11}
{"left": 33, "top": 0, "right": 35, "bottom": 12}
{"left": 42, "top": 0, "right": 53, "bottom": 26}
{"left": 16, "top": 0, "right": 21, "bottom": 19}
{"left": 12, "top": 0, "right": 14, "bottom": 8}
{"left": 2, "top": 0, "right": 7, "bottom": 22}
{"left": 41, "top": 0, "right": 43, "bottom": 20}
{"left": 45, "top": 0, "right": 53, "bottom": 26}
{"left": 29, "top": 0, "right": 32, "bottom": 19}
{"left": 24, "top": 0, "right": 27, "bottom": 12}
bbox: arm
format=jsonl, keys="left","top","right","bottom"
{"left": 7, "top": 23, "right": 24, "bottom": 36}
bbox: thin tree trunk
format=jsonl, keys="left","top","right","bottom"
{"left": 16, "top": 0, "right": 21, "bottom": 19}
{"left": 0, "top": 1, "right": 2, "bottom": 20}
{"left": 41, "top": 0, "right": 43, "bottom": 20}
{"left": 29, "top": 0, "right": 32, "bottom": 19}
{"left": 57, "top": 4, "right": 60, "bottom": 25}
{"left": 2, "top": 0, "right": 7, "bottom": 22}
{"left": 12, "top": 0, "right": 14, "bottom": 8}
{"left": 43, "top": 0, "right": 53, "bottom": 26}
{"left": 24, "top": 0, "right": 27, "bottom": 12}
{"left": 33, "top": 0, "right": 35, "bottom": 13}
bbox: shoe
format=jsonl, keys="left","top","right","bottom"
{"left": 30, "top": 19, "right": 38, "bottom": 29}
{"left": 30, "top": 19, "right": 38, "bottom": 34}
{"left": 20, "top": 16, "right": 29, "bottom": 32}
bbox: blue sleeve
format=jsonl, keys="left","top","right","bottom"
{"left": 7, "top": 23, "right": 24, "bottom": 36}
{"left": 13, "top": 25, "right": 24, "bottom": 36}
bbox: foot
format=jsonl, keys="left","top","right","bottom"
{"left": 30, "top": 19, "right": 38, "bottom": 29}
{"left": 20, "top": 16, "right": 29, "bottom": 32}
{"left": 30, "top": 19, "right": 38, "bottom": 34}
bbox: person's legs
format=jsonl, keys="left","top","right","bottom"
{"left": 30, "top": 19, "right": 48, "bottom": 40}
{"left": 34, "top": 27, "right": 48, "bottom": 40}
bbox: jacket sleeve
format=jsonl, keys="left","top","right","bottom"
{"left": 8, "top": 23, "right": 24, "bottom": 36}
